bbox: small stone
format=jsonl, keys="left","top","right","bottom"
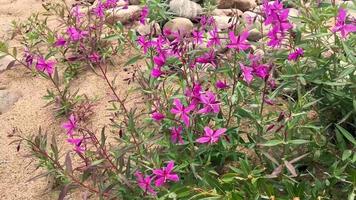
{"left": 135, "top": 20, "right": 161, "bottom": 36}
{"left": 247, "top": 28, "right": 262, "bottom": 41}
{"left": 169, "top": 0, "right": 203, "bottom": 19}
{"left": 163, "top": 17, "right": 194, "bottom": 37}
{"left": 0, "top": 55, "right": 15, "bottom": 73}
{"left": 0, "top": 90, "right": 21, "bottom": 115}
{"left": 217, "top": 0, "right": 257, "bottom": 12}
{"left": 242, "top": 11, "right": 263, "bottom": 25}
{"left": 105, "top": 5, "right": 142, "bottom": 25}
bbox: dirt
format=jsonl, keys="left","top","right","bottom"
{"left": 0, "top": 1, "right": 142, "bottom": 199}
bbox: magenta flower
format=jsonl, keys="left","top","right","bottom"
{"left": 92, "top": 2, "right": 105, "bottom": 18}
{"left": 240, "top": 63, "right": 254, "bottom": 85}
{"left": 332, "top": 8, "right": 356, "bottom": 38}
{"left": 288, "top": 48, "right": 304, "bottom": 61}
{"left": 67, "top": 27, "right": 87, "bottom": 41}
{"left": 135, "top": 171, "right": 156, "bottom": 195}
{"left": 137, "top": 36, "right": 151, "bottom": 53}
{"left": 54, "top": 36, "right": 66, "bottom": 47}
{"left": 192, "top": 29, "right": 204, "bottom": 45}
{"left": 140, "top": 6, "right": 149, "bottom": 25}
{"left": 198, "top": 91, "right": 220, "bottom": 114}
{"left": 24, "top": 48, "right": 34, "bottom": 67}
{"left": 207, "top": 28, "right": 221, "bottom": 47}
{"left": 62, "top": 114, "right": 77, "bottom": 136}
{"left": 196, "top": 127, "right": 227, "bottom": 144}
{"left": 170, "top": 126, "right": 184, "bottom": 144}
{"left": 185, "top": 83, "right": 202, "bottom": 105}
{"left": 153, "top": 161, "right": 179, "bottom": 187}
{"left": 67, "top": 138, "right": 84, "bottom": 153}
{"left": 195, "top": 50, "right": 217, "bottom": 66}
{"left": 36, "top": 57, "right": 56, "bottom": 75}
{"left": 151, "top": 111, "right": 165, "bottom": 122}
{"left": 151, "top": 67, "right": 163, "bottom": 78}
{"left": 216, "top": 80, "right": 229, "bottom": 89}
{"left": 253, "top": 64, "right": 269, "bottom": 79}
{"left": 89, "top": 52, "right": 100, "bottom": 63}
{"left": 103, "top": 0, "right": 118, "bottom": 9}
{"left": 227, "top": 30, "right": 250, "bottom": 51}
{"left": 170, "top": 98, "right": 195, "bottom": 127}
{"left": 153, "top": 53, "right": 166, "bottom": 68}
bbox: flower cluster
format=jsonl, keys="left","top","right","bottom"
{"left": 62, "top": 114, "right": 85, "bottom": 153}
{"left": 332, "top": 8, "right": 356, "bottom": 38}
{"left": 135, "top": 161, "right": 179, "bottom": 195}
{"left": 262, "top": 0, "right": 293, "bottom": 47}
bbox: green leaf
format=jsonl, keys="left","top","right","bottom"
{"left": 261, "top": 140, "right": 284, "bottom": 147}
{"left": 342, "top": 150, "right": 352, "bottom": 161}
{"left": 124, "top": 55, "right": 142, "bottom": 67}
{"left": 288, "top": 139, "right": 310, "bottom": 145}
{"left": 90, "top": 159, "right": 105, "bottom": 167}
{"left": 336, "top": 124, "right": 356, "bottom": 145}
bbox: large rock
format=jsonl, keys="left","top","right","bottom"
{"left": 212, "top": 8, "right": 243, "bottom": 17}
{"left": 169, "top": 0, "right": 203, "bottom": 19}
{"left": 135, "top": 20, "right": 161, "bottom": 36}
{"left": 163, "top": 17, "right": 194, "bottom": 36}
{"left": 105, "top": 5, "right": 142, "bottom": 24}
{"left": 217, "top": 0, "right": 257, "bottom": 11}
{"left": 212, "top": 16, "right": 238, "bottom": 30}
{"left": 0, "top": 90, "right": 21, "bottom": 115}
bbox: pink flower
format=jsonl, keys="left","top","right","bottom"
{"left": 240, "top": 63, "right": 254, "bottom": 85}
{"left": 170, "top": 99, "right": 195, "bottom": 127}
{"left": 198, "top": 91, "right": 220, "bottom": 114}
{"left": 140, "top": 6, "right": 149, "bottom": 25}
{"left": 207, "top": 28, "right": 221, "bottom": 47}
{"left": 196, "top": 127, "right": 226, "bottom": 144}
{"left": 24, "top": 48, "right": 34, "bottom": 67}
{"left": 170, "top": 126, "right": 184, "bottom": 144}
{"left": 54, "top": 36, "right": 66, "bottom": 47}
{"left": 92, "top": 2, "right": 105, "bottom": 18}
{"left": 137, "top": 36, "right": 151, "bottom": 53}
{"left": 67, "top": 27, "right": 88, "bottom": 41}
{"left": 103, "top": 0, "right": 118, "bottom": 9}
{"left": 135, "top": 171, "right": 156, "bottom": 195}
{"left": 288, "top": 48, "right": 304, "bottom": 61}
{"left": 227, "top": 30, "right": 250, "bottom": 51}
{"left": 67, "top": 138, "right": 84, "bottom": 153}
{"left": 192, "top": 29, "right": 204, "bottom": 44}
{"left": 216, "top": 80, "right": 229, "bottom": 89}
{"left": 36, "top": 57, "right": 56, "bottom": 75}
{"left": 151, "top": 67, "right": 163, "bottom": 78}
{"left": 151, "top": 111, "right": 165, "bottom": 121}
{"left": 332, "top": 8, "right": 356, "bottom": 38}
{"left": 152, "top": 161, "right": 179, "bottom": 187}
{"left": 153, "top": 53, "right": 166, "bottom": 67}
{"left": 253, "top": 64, "right": 269, "bottom": 79}
{"left": 185, "top": 83, "right": 202, "bottom": 105}
{"left": 62, "top": 114, "right": 77, "bottom": 136}
{"left": 89, "top": 52, "right": 100, "bottom": 63}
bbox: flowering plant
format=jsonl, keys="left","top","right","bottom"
{"left": 2, "top": 0, "right": 356, "bottom": 199}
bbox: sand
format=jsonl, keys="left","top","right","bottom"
{"left": 0, "top": 1, "right": 142, "bottom": 199}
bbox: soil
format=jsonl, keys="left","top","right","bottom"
{"left": 0, "top": 1, "right": 142, "bottom": 199}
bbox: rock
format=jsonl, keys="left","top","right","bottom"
{"left": 0, "top": 55, "right": 15, "bottom": 73}
{"left": 163, "top": 17, "right": 194, "bottom": 36}
{"left": 169, "top": 0, "right": 203, "bottom": 19}
{"left": 135, "top": 20, "right": 161, "bottom": 36}
{"left": 129, "top": 0, "right": 141, "bottom": 5}
{"left": 212, "top": 9, "right": 243, "bottom": 17}
{"left": 212, "top": 16, "right": 237, "bottom": 30}
{"left": 0, "top": 90, "right": 21, "bottom": 115}
{"left": 242, "top": 11, "right": 263, "bottom": 25}
{"left": 217, "top": 0, "right": 257, "bottom": 12}
{"left": 105, "top": 5, "right": 142, "bottom": 24}
{"left": 247, "top": 28, "right": 262, "bottom": 41}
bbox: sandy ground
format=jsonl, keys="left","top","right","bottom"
{"left": 0, "top": 1, "right": 142, "bottom": 199}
